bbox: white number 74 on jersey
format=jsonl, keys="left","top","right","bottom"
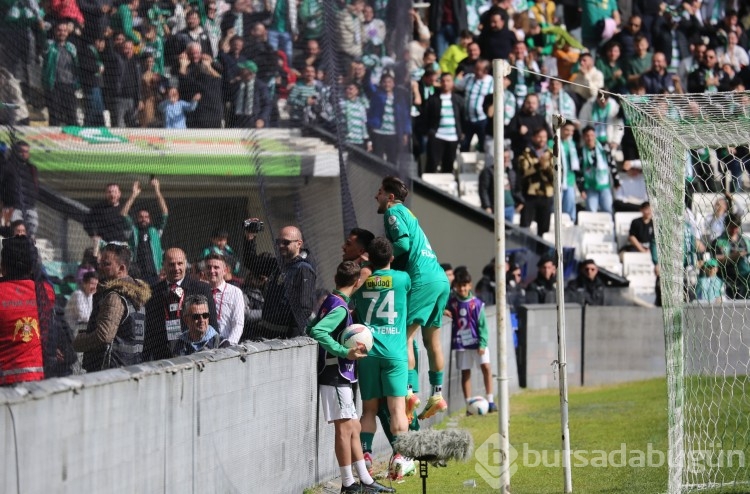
{"left": 361, "top": 291, "right": 397, "bottom": 326}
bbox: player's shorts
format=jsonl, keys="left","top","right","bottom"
{"left": 455, "top": 349, "right": 491, "bottom": 371}
{"left": 358, "top": 356, "right": 408, "bottom": 401}
{"left": 320, "top": 384, "right": 358, "bottom": 423}
{"left": 407, "top": 279, "right": 451, "bottom": 329}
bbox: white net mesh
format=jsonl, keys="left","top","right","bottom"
{"left": 620, "top": 90, "right": 750, "bottom": 494}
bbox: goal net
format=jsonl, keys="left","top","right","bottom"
{"left": 620, "top": 90, "right": 750, "bottom": 494}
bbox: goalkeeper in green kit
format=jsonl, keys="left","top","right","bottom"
{"left": 375, "top": 176, "right": 451, "bottom": 421}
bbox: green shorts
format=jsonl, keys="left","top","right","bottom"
{"left": 407, "top": 279, "right": 451, "bottom": 329}
{"left": 358, "top": 356, "right": 408, "bottom": 401}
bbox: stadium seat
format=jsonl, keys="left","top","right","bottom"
{"left": 614, "top": 212, "right": 641, "bottom": 249}
{"left": 587, "top": 253, "right": 623, "bottom": 276}
{"left": 584, "top": 241, "right": 617, "bottom": 255}
{"left": 422, "top": 173, "right": 458, "bottom": 196}
{"left": 578, "top": 211, "right": 614, "bottom": 227}
{"left": 622, "top": 252, "right": 655, "bottom": 276}
{"left": 457, "top": 152, "right": 479, "bottom": 173}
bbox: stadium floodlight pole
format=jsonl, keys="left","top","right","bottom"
{"left": 552, "top": 114, "right": 573, "bottom": 493}
{"left": 492, "top": 58, "right": 510, "bottom": 494}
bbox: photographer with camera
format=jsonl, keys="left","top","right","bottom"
{"left": 242, "top": 219, "right": 316, "bottom": 340}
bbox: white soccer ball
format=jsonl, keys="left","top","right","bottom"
{"left": 340, "top": 323, "right": 374, "bottom": 352}
{"left": 467, "top": 396, "right": 490, "bottom": 415}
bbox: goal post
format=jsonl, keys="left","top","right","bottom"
{"left": 620, "top": 90, "right": 750, "bottom": 494}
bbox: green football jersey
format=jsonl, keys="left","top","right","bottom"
{"left": 353, "top": 268, "right": 411, "bottom": 360}
{"left": 384, "top": 203, "right": 447, "bottom": 286}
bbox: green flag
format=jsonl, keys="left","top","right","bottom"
{"left": 62, "top": 126, "right": 129, "bottom": 144}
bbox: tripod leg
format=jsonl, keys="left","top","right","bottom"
{"left": 420, "top": 460, "right": 428, "bottom": 494}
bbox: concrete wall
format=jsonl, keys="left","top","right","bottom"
{"left": 0, "top": 309, "right": 517, "bottom": 494}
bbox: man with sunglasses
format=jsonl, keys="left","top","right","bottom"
{"left": 244, "top": 224, "right": 316, "bottom": 339}
{"left": 566, "top": 259, "right": 606, "bottom": 306}
{"left": 174, "top": 294, "right": 228, "bottom": 355}
{"left": 74, "top": 243, "right": 152, "bottom": 372}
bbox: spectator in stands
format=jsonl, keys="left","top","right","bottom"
{"left": 42, "top": 22, "right": 80, "bottom": 126}
{"left": 478, "top": 10, "right": 516, "bottom": 63}
{"left": 474, "top": 258, "right": 496, "bottom": 305}
{"left": 112, "top": 0, "right": 142, "bottom": 48}
{"left": 518, "top": 126, "right": 555, "bottom": 236}
{"left": 579, "top": 125, "right": 619, "bottom": 215}
{"left": 139, "top": 53, "right": 163, "bottom": 127}
{"left": 624, "top": 34, "right": 653, "bottom": 86}
{"left": 294, "top": 39, "right": 323, "bottom": 75}
{"left": 439, "top": 29, "right": 472, "bottom": 76}
{"left": 596, "top": 41, "right": 627, "bottom": 94}
{"left": 121, "top": 178, "right": 168, "bottom": 286}
{"left": 508, "top": 41, "right": 541, "bottom": 109}
{"left": 204, "top": 254, "right": 244, "bottom": 344}
{"left": 158, "top": 86, "right": 200, "bottom": 129}
{"left": 507, "top": 93, "right": 549, "bottom": 162}
{"left": 702, "top": 195, "right": 744, "bottom": 242}
{"left": 428, "top": 0, "right": 467, "bottom": 58}
{"left": 568, "top": 52, "right": 604, "bottom": 110}
{"left": 337, "top": 0, "right": 365, "bottom": 72}
{"left": 288, "top": 64, "right": 320, "bottom": 123}
{"left": 201, "top": 229, "right": 240, "bottom": 277}
{"left": 219, "top": 0, "right": 260, "bottom": 39}
{"left": 341, "top": 82, "right": 370, "bottom": 150}
{"left": 298, "top": 0, "right": 323, "bottom": 43}
{"left": 455, "top": 42, "right": 481, "bottom": 78}
{"left": 74, "top": 244, "right": 152, "bottom": 371}
{"left": 525, "top": 255, "right": 557, "bottom": 304}
{"left": 266, "top": 0, "right": 297, "bottom": 66}
{"left": 1, "top": 141, "right": 39, "bottom": 238}
{"left": 457, "top": 59, "right": 493, "bottom": 153}
{"left": 0, "top": 219, "right": 27, "bottom": 238}
{"left": 176, "top": 9, "right": 213, "bottom": 58}
{"left": 717, "top": 30, "right": 749, "bottom": 73}
{"left": 79, "top": 37, "right": 106, "bottom": 127}
{"left": 688, "top": 48, "right": 731, "bottom": 93}
{"left": 614, "top": 160, "right": 648, "bottom": 212}
{"left": 566, "top": 259, "right": 606, "bottom": 306}
{"left": 244, "top": 225, "right": 316, "bottom": 339}
{"left": 611, "top": 15, "right": 642, "bottom": 60}
{"left": 143, "top": 247, "right": 218, "bottom": 361}
{"left": 64, "top": 270, "right": 98, "bottom": 373}
{"left": 696, "top": 258, "right": 725, "bottom": 303}
{"left": 228, "top": 60, "right": 272, "bottom": 128}
{"left": 580, "top": 0, "right": 620, "bottom": 53}
{"left": 559, "top": 121, "right": 580, "bottom": 223}
{"left": 0, "top": 236, "right": 54, "bottom": 385}
{"left": 710, "top": 213, "right": 750, "bottom": 299}
{"left": 679, "top": 39, "right": 706, "bottom": 90}
{"left": 540, "top": 78, "right": 577, "bottom": 131}
{"left": 425, "top": 73, "right": 464, "bottom": 174}
{"left": 367, "top": 72, "right": 411, "bottom": 165}
{"left": 622, "top": 202, "right": 655, "bottom": 254}
{"left": 178, "top": 43, "right": 223, "bottom": 128}
{"left": 173, "top": 294, "right": 229, "bottom": 355}
{"left": 642, "top": 52, "right": 682, "bottom": 94}
{"left": 106, "top": 40, "right": 143, "bottom": 128}
{"left": 84, "top": 183, "right": 129, "bottom": 251}
{"left": 578, "top": 91, "right": 622, "bottom": 151}
{"left": 247, "top": 22, "right": 280, "bottom": 83}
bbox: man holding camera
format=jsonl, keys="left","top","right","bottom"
{"left": 243, "top": 219, "right": 316, "bottom": 339}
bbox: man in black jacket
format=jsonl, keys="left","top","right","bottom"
{"left": 566, "top": 259, "right": 606, "bottom": 306}
{"left": 525, "top": 255, "right": 557, "bottom": 304}
{"left": 1, "top": 141, "right": 39, "bottom": 238}
{"left": 143, "top": 248, "right": 218, "bottom": 361}
{"left": 84, "top": 183, "right": 128, "bottom": 250}
{"left": 425, "top": 73, "right": 464, "bottom": 174}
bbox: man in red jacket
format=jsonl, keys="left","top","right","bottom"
{"left": 0, "top": 236, "right": 54, "bottom": 385}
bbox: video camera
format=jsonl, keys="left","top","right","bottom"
{"left": 244, "top": 218, "right": 264, "bottom": 233}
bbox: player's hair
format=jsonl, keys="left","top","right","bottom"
{"left": 334, "top": 261, "right": 361, "bottom": 288}
{"left": 367, "top": 237, "right": 393, "bottom": 270}
{"left": 455, "top": 269, "right": 472, "bottom": 286}
{"left": 350, "top": 228, "right": 375, "bottom": 250}
{"left": 381, "top": 176, "right": 409, "bottom": 202}
{"left": 101, "top": 243, "right": 132, "bottom": 271}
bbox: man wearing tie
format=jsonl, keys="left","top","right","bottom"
{"left": 143, "top": 248, "right": 217, "bottom": 361}
{"left": 228, "top": 60, "right": 272, "bottom": 129}
{"left": 204, "top": 253, "right": 244, "bottom": 344}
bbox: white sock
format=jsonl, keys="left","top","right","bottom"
{"left": 432, "top": 385, "right": 442, "bottom": 396}
{"left": 466, "top": 397, "right": 472, "bottom": 405}
{"left": 487, "top": 394, "right": 494, "bottom": 403}
{"left": 354, "top": 459, "right": 374, "bottom": 485}
{"left": 340, "top": 465, "right": 356, "bottom": 487}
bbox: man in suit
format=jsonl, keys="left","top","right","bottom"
{"left": 228, "top": 60, "right": 271, "bottom": 128}
{"left": 143, "top": 247, "right": 217, "bottom": 361}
